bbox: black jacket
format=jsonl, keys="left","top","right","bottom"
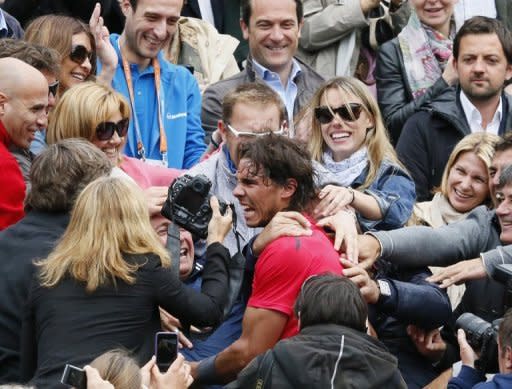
{"left": 227, "top": 324, "right": 406, "bottom": 389}
{"left": 375, "top": 38, "right": 451, "bottom": 144}
{"left": 396, "top": 88, "right": 512, "bottom": 201}
{"left": 181, "top": 0, "right": 224, "bottom": 33}
{"left": 20, "top": 244, "right": 230, "bottom": 388}
{"left": 0, "top": 210, "right": 69, "bottom": 384}
{"left": 0, "top": 211, "right": 69, "bottom": 385}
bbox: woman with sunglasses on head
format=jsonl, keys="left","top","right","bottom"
{"left": 310, "top": 77, "right": 416, "bottom": 235}
{"left": 47, "top": 82, "right": 181, "bottom": 218}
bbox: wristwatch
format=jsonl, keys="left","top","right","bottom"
{"left": 377, "top": 279, "right": 392, "bottom": 297}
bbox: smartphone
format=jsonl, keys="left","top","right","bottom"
{"left": 61, "top": 364, "right": 87, "bottom": 389}
{"left": 155, "top": 331, "right": 179, "bottom": 371}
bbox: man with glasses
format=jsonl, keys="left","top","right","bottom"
{"left": 179, "top": 83, "right": 287, "bottom": 366}
{"left": 0, "top": 57, "right": 49, "bottom": 230}
{"left": 0, "top": 39, "right": 60, "bottom": 189}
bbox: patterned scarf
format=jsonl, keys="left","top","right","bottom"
{"left": 321, "top": 147, "right": 368, "bottom": 187}
{"left": 398, "top": 10, "right": 455, "bottom": 99}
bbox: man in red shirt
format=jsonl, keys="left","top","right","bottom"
{"left": 0, "top": 58, "right": 49, "bottom": 230}
{"left": 193, "top": 135, "right": 343, "bottom": 384}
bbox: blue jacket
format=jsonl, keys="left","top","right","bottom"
{"left": 103, "top": 34, "right": 206, "bottom": 169}
{"left": 316, "top": 159, "right": 416, "bottom": 231}
{"left": 370, "top": 263, "right": 452, "bottom": 388}
{"left": 449, "top": 365, "right": 512, "bottom": 389}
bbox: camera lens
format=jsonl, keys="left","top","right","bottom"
{"left": 456, "top": 313, "right": 493, "bottom": 350}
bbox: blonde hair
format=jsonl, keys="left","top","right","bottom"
{"left": 440, "top": 132, "right": 501, "bottom": 197}
{"left": 47, "top": 82, "right": 131, "bottom": 144}
{"left": 90, "top": 349, "right": 141, "bottom": 389}
{"left": 25, "top": 15, "right": 97, "bottom": 81}
{"left": 308, "top": 77, "right": 401, "bottom": 190}
{"left": 38, "top": 177, "right": 170, "bottom": 292}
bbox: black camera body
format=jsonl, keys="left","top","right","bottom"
{"left": 455, "top": 264, "right": 512, "bottom": 373}
{"left": 161, "top": 174, "right": 229, "bottom": 239}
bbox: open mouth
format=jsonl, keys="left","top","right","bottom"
{"left": 71, "top": 72, "right": 88, "bottom": 82}
{"left": 180, "top": 247, "right": 188, "bottom": 258}
{"left": 330, "top": 132, "right": 350, "bottom": 141}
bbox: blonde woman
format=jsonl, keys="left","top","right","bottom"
{"left": 47, "top": 82, "right": 181, "bottom": 218}
{"left": 413, "top": 132, "right": 501, "bottom": 228}
{"left": 411, "top": 132, "right": 500, "bottom": 309}
{"left": 310, "top": 77, "right": 415, "bottom": 232}
{"left": 20, "top": 177, "right": 232, "bottom": 387}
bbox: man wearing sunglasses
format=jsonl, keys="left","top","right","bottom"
{"left": 201, "top": 0, "right": 324, "bottom": 143}
{"left": 0, "top": 58, "right": 50, "bottom": 230}
{"left": 181, "top": 82, "right": 287, "bottom": 364}
{"left": 0, "top": 39, "right": 60, "bottom": 190}
{"left": 101, "top": 0, "right": 206, "bottom": 169}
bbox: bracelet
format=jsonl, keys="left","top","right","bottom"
{"left": 347, "top": 187, "right": 355, "bottom": 205}
{"left": 210, "top": 136, "right": 220, "bottom": 149}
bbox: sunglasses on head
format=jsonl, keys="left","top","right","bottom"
{"left": 95, "top": 119, "right": 129, "bottom": 141}
{"left": 314, "top": 103, "right": 363, "bottom": 124}
{"left": 48, "top": 80, "right": 59, "bottom": 97}
{"left": 69, "top": 45, "right": 94, "bottom": 65}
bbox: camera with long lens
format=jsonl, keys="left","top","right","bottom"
{"left": 161, "top": 174, "right": 231, "bottom": 239}
{"left": 455, "top": 264, "right": 512, "bottom": 373}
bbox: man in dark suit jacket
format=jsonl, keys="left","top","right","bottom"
{"left": 181, "top": 0, "right": 224, "bottom": 32}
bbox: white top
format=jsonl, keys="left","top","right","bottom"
{"left": 460, "top": 90, "right": 502, "bottom": 135}
{"left": 198, "top": 0, "right": 215, "bottom": 27}
{"left": 454, "top": 0, "right": 497, "bottom": 31}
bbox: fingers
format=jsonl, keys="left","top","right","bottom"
{"left": 89, "top": 3, "right": 101, "bottom": 26}
{"left": 84, "top": 365, "right": 114, "bottom": 388}
{"left": 141, "top": 356, "right": 156, "bottom": 373}
{"left": 178, "top": 332, "right": 193, "bottom": 349}
{"left": 209, "top": 195, "right": 220, "bottom": 214}
{"left": 276, "top": 211, "right": 311, "bottom": 229}
{"left": 169, "top": 353, "right": 185, "bottom": 372}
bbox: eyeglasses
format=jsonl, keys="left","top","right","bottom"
{"left": 226, "top": 123, "right": 287, "bottom": 138}
{"left": 95, "top": 119, "right": 129, "bottom": 141}
{"left": 48, "top": 80, "right": 59, "bottom": 97}
{"left": 314, "top": 103, "right": 363, "bottom": 124}
{"left": 69, "top": 45, "right": 94, "bottom": 65}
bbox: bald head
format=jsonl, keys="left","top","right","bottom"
{"left": 0, "top": 58, "right": 49, "bottom": 149}
{"left": 0, "top": 58, "right": 49, "bottom": 98}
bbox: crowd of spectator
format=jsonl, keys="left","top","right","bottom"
{"left": 2, "top": 0, "right": 512, "bottom": 388}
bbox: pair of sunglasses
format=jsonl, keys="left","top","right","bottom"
{"left": 226, "top": 123, "right": 287, "bottom": 138}
{"left": 69, "top": 45, "right": 94, "bottom": 65}
{"left": 48, "top": 80, "right": 59, "bottom": 97}
{"left": 314, "top": 103, "right": 363, "bottom": 124}
{"left": 95, "top": 119, "right": 129, "bottom": 141}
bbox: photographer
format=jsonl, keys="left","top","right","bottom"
{"left": 448, "top": 309, "right": 512, "bottom": 388}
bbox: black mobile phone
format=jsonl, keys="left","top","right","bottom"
{"left": 61, "top": 364, "right": 87, "bottom": 389}
{"left": 155, "top": 331, "right": 179, "bottom": 371}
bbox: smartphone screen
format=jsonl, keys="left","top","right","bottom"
{"left": 155, "top": 331, "right": 178, "bottom": 371}
{"left": 61, "top": 364, "right": 87, "bottom": 389}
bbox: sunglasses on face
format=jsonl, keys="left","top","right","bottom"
{"left": 226, "top": 123, "right": 287, "bottom": 138}
{"left": 69, "top": 45, "right": 94, "bottom": 65}
{"left": 48, "top": 80, "right": 59, "bottom": 97}
{"left": 314, "top": 103, "right": 363, "bottom": 124}
{"left": 95, "top": 119, "right": 129, "bottom": 141}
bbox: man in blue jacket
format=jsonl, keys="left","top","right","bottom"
{"left": 103, "top": 0, "right": 206, "bottom": 169}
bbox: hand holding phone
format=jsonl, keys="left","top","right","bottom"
{"left": 155, "top": 331, "right": 179, "bottom": 372}
{"left": 61, "top": 364, "right": 87, "bottom": 389}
